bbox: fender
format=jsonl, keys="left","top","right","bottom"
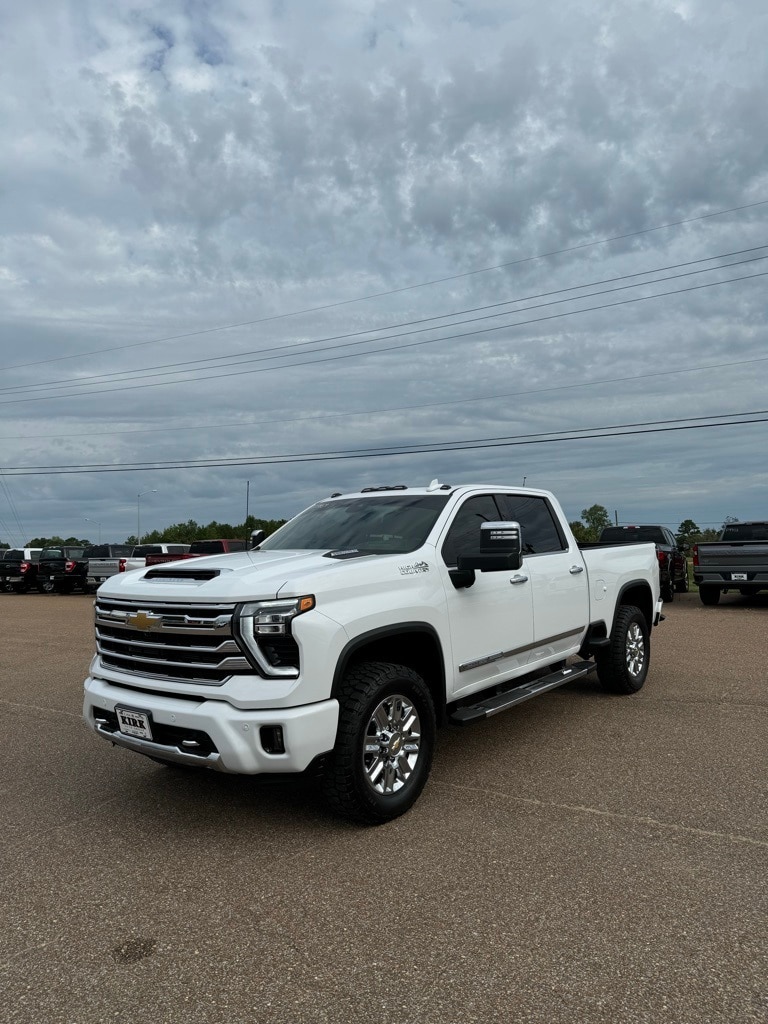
{"left": 330, "top": 622, "right": 447, "bottom": 701}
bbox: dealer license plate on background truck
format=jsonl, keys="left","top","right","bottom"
{"left": 731, "top": 573, "right": 748, "bottom": 581}
{"left": 115, "top": 708, "right": 152, "bottom": 740}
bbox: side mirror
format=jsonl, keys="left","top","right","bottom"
{"left": 457, "top": 521, "right": 523, "bottom": 573}
{"left": 250, "top": 529, "right": 266, "bottom": 549}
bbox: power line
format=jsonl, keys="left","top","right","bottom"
{"left": 3, "top": 350, "right": 768, "bottom": 443}
{"left": 2, "top": 196, "right": 767, "bottom": 374}
{"left": 3, "top": 244, "right": 766, "bottom": 397}
{"left": 3, "top": 409, "right": 766, "bottom": 475}
{"left": 2, "top": 267, "right": 767, "bottom": 407}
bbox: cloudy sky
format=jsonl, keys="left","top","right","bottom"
{"left": 1, "top": 0, "right": 767, "bottom": 545}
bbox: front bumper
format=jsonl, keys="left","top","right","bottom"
{"left": 83, "top": 675, "right": 339, "bottom": 774}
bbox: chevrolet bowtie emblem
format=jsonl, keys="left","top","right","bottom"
{"left": 127, "top": 611, "right": 162, "bottom": 631}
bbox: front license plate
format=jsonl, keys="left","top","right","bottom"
{"left": 731, "top": 573, "right": 748, "bottom": 581}
{"left": 115, "top": 707, "right": 153, "bottom": 740}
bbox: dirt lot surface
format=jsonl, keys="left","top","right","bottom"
{"left": 1, "top": 591, "right": 766, "bottom": 1023}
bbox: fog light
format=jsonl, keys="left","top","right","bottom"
{"left": 260, "top": 725, "right": 285, "bottom": 755}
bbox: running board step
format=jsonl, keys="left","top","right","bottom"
{"left": 449, "top": 660, "right": 594, "bottom": 726}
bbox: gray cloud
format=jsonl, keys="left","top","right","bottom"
{"left": 0, "top": 0, "right": 767, "bottom": 544}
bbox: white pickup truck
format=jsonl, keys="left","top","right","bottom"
{"left": 87, "top": 544, "right": 191, "bottom": 589}
{"left": 83, "top": 482, "right": 662, "bottom": 824}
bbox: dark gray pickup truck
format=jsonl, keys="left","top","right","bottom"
{"left": 693, "top": 521, "right": 768, "bottom": 604}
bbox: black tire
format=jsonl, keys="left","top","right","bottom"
{"left": 54, "top": 582, "right": 73, "bottom": 594}
{"left": 595, "top": 605, "right": 650, "bottom": 695}
{"left": 675, "top": 568, "right": 690, "bottom": 593}
{"left": 11, "top": 583, "right": 29, "bottom": 594}
{"left": 661, "top": 581, "right": 675, "bottom": 603}
{"left": 699, "top": 585, "right": 720, "bottom": 606}
{"left": 321, "top": 661, "right": 436, "bottom": 825}
{"left": 38, "top": 579, "right": 56, "bottom": 594}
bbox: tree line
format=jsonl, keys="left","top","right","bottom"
{"left": 1, "top": 516, "right": 287, "bottom": 550}
{"left": 569, "top": 505, "right": 721, "bottom": 544}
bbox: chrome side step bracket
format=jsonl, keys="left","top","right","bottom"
{"left": 449, "top": 660, "right": 594, "bottom": 726}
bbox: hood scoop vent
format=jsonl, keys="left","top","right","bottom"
{"left": 143, "top": 568, "right": 227, "bottom": 582}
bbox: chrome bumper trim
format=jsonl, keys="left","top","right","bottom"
{"left": 94, "top": 721, "right": 224, "bottom": 770}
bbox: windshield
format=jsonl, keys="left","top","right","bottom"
{"left": 600, "top": 527, "right": 665, "bottom": 544}
{"left": 260, "top": 494, "right": 450, "bottom": 554}
{"left": 721, "top": 523, "right": 768, "bottom": 541}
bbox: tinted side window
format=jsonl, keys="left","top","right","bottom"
{"left": 441, "top": 496, "right": 501, "bottom": 566}
{"left": 496, "top": 495, "right": 565, "bottom": 554}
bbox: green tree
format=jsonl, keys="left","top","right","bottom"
{"left": 580, "top": 504, "right": 612, "bottom": 541}
{"left": 676, "top": 519, "right": 700, "bottom": 546}
{"left": 568, "top": 520, "right": 589, "bottom": 543}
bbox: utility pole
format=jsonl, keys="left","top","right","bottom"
{"left": 614, "top": 510, "right": 618, "bottom": 525}
{"left": 245, "top": 480, "right": 250, "bottom": 544}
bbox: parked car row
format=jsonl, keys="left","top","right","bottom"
{"left": 1, "top": 539, "right": 248, "bottom": 593}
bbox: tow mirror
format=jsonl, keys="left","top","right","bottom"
{"left": 457, "top": 521, "right": 523, "bottom": 573}
{"left": 250, "top": 529, "right": 266, "bottom": 549}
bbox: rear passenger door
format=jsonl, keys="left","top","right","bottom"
{"left": 496, "top": 493, "right": 589, "bottom": 660}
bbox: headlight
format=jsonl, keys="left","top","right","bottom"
{"left": 234, "top": 596, "right": 315, "bottom": 678}
{"left": 240, "top": 596, "right": 315, "bottom": 635}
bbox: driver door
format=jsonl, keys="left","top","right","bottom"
{"left": 438, "top": 494, "right": 535, "bottom": 699}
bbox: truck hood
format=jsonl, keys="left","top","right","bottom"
{"left": 96, "top": 548, "right": 385, "bottom": 602}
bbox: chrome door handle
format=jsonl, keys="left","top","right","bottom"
{"left": 569, "top": 565, "right": 585, "bottom": 574}
{"left": 510, "top": 574, "right": 529, "bottom": 585}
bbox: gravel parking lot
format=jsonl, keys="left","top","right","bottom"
{"left": 1, "top": 591, "right": 766, "bottom": 1024}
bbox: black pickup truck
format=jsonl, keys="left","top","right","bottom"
{"left": 0, "top": 548, "right": 43, "bottom": 593}
{"left": 37, "top": 546, "right": 89, "bottom": 593}
{"left": 693, "top": 521, "right": 768, "bottom": 604}
{"left": 598, "top": 525, "right": 688, "bottom": 602}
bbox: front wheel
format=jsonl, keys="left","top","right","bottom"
{"left": 321, "top": 662, "right": 436, "bottom": 825}
{"left": 661, "top": 581, "right": 675, "bottom": 603}
{"left": 699, "top": 585, "right": 720, "bottom": 606}
{"left": 596, "top": 605, "right": 650, "bottom": 694}
{"left": 675, "top": 568, "right": 690, "bottom": 593}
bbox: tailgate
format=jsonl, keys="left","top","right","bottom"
{"left": 88, "top": 559, "right": 120, "bottom": 578}
{"left": 144, "top": 553, "right": 195, "bottom": 566}
{"left": 697, "top": 542, "right": 768, "bottom": 569}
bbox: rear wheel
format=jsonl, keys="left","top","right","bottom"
{"left": 699, "top": 585, "right": 720, "bottom": 606}
{"left": 321, "top": 662, "right": 436, "bottom": 825}
{"left": 596, "top": 605, "right": 649, "bottom": 694}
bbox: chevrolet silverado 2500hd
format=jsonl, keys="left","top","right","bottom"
{"left": 693, "top": 520, "right": 768, "bottom": 604}
{"left": 83, "top": 482, "right": 662, "bottom": 824}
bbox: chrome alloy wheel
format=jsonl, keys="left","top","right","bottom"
{"left": 362, "top": 694, "right": 422, "bottom": 795}
{"left": 625, "top": 621, "right": 646, "bottom": 678}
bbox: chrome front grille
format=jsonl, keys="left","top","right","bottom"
{"left": 95, "top": 598, "right": 250, "bottom": 685}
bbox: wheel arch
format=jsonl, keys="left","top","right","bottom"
{"left": 331, "top": 623, "right": 447, "bottom": 720}
{"left": 614, "top": 580, "right": 655, "bottom": 630}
